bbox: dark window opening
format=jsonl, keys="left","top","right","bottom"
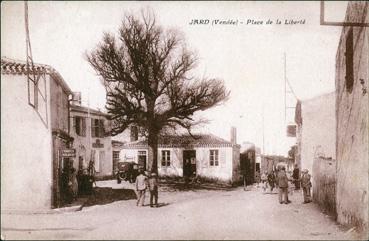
{"left": 345, "top": 28, "right": 354, "bottom": 93}
{"left": 91, "top": 118, "right": 104, "bottom": 138}
{"left": 74, "top": 116, "right": 86, "bottom": 136}
{"left": 130, "top": 126, "right": 138, "bottom": 141}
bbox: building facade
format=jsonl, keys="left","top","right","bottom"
{"left": 121, "top": 134, "right": 241, "bottom": 184}
{"left": 1, "top": 57, "right": 73, "bottom": 210}
{"left": 335, "top": 2, "right": 368, "bottom": 231}
{"left": 295, "top": 92, "right": 336, "bottom": 216}
{"left": 70, "top": 104, "right": 113, "bottom": 178}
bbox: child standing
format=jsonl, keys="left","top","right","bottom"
{"left": 148, "top": 172, "right": 159, "bottom": 207}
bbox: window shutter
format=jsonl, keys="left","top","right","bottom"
{"left": 203, "top": 150, "right": 209, "bottom": 168}
{"left": 220, "top": 149, "right": 226, "bottom": 167}
{"left": 73, "top": 116, "right": 77, "bottom": 133}
{"left": 91, "top": 119, "right": 94, "bottom": 137}
{"left": 82, "top": 117, "right": 86, "bottom": 136}
{"left": 100, "top": 119, "right": 105, "bottom": 137}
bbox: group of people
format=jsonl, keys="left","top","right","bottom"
{"left": 62, "top": 160, "right": 97, "bottom": 204}
{"left": 260, "top": 164, "right": 312, "bottom": 205}
{"left": 135, "top": 169, "right": 159, "bottom": 208}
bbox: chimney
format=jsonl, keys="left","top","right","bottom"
{"left": 230, "top": 126, "right": 237, "bottom": 145}
{"left": 71, "top": 92, "right": 82, "bottom": 106}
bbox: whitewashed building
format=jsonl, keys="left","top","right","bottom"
{"left": 121, "top": 133, "right": 241, "bottom": 184}
{"left": 70, "top": 103, "right": 113, "bottom": 178}
{"left": 1, "top": 57, "right": 73, "bottom": 210}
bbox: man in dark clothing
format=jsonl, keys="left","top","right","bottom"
{"left": 301, "top": 169, "right": 312, "bottom": 203}
{"left": 148, "top": 172, "right": 159, "bottom": 207}
{"left": 292, "top": 164, "right": 301, "bottom": 190}
{"left": 277, "top": 166, "right": 289, "bottom": 204}
{"left": 267, "top": 172, "right": 276, "bottom": 192}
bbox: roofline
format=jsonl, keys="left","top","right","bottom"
{"left": 122, "top": 143, "right": 239, "bottom": 149}
{"left": 1, "top": 57, "right": 72, "bottom": 95}
{"left": 70, "top": 104, "right": 110, "bottom": 117}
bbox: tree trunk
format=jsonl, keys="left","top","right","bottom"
{"left": 148, "top": 129, "right": 159, "bottom": 174}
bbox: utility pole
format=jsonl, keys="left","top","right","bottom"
{"left": 262, "top": 102, "right": 265, "bottom": 155}
{"left": 284, "top": 52, "right": 287, "bottom": 124}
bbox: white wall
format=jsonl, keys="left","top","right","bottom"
{"left": 300, "top": 92, "right": 336, "bottom": 175}
{"left": 121, "top": 146, "right": 235, "bottom": 181}
{"left": 1, "top": 74, "right": 53, "bottom": 211}
{"left": 70, "top": 111, "right": 112, "bottom": 176}
{"left": 196, "top": 147, "right": 234, "bottom": 181}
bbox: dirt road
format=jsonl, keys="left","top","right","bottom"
{"left": 1, "top": 181, "right": 363, "bottom": 240}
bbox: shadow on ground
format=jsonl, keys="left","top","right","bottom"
{"left": 159, "top": 180, "right": 236, "bottom": 192}
{"left": 83, "top": 187, "right": 137, "bottom": 207}
{"left": 78, "top": 180, "right": 240, "bottom": 209}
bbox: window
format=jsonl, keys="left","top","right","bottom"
{"left": 74, "top": 116, "right": 86, "bottom": 136}
{"left": 91, "top": 118, "right": 105, "bottom": 137}
{"left": 161, "top": 150, "right": 171, "bottom": 167}
{"left": 113, "top": 151, "right": 120, "bottom": 160}
{"left": 113, "top": 151, "right": 120, "bottom": 173}
{"left": 209, "top": 150, "right": 219, "bottom": 166}
{"left": 28, "top": 72, "right": 48, "bottom": 126}
{"left": 345, "top": 28, "right": 354, "bottom": 93}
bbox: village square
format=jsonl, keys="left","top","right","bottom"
{"left": 1, "top": 1, "right": 368, "bottom": 240}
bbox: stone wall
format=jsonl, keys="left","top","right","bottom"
{"left": 335, "top": 2, "right": 368, "bottom": 231}
{"left": 312, "top": 156, "right": 336, "bottom": 217}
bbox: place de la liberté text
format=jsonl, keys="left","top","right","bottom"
{"left": 189, "top": 18, "right": 306, "bottom": 26}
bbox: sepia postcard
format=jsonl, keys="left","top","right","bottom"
{"left": 1, "top": 1, "right": 368, "bottom": 240}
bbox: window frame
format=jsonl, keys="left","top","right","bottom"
{"left": 161, "top": 150, "right": 171, "bottom": 167}
{"left": 209, "top": 149, "right": 219, "bottom": 167}
{"left": 74, "top": 116, "right": 86, "bottom": 137}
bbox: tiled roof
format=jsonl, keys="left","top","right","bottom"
{"left": 1, "top": 57, "right": 72, "bottom": 94}
{"left": 123, "top": 134, "right": 235, "bottom": 148}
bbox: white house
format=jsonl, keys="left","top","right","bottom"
{"left": 1, "top": 57, "right": 73, "bottom": 210}
{"left": 70, "top": 103, "right": 113, "bottom": 178}
{"left": 121, "top": 133, "right": 241, "bottom": 184}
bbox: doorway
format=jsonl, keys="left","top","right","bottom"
{"left": 138, "top": 151, "right": 147, "bottom": 170}
{"left": 183, "top": 150, "right": 196, "bottom": 177}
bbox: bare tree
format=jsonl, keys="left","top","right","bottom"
{"left": 86, "top": 10, "right": 229, "bottom": 173}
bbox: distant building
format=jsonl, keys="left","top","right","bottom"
{"left": 121, "top": 131, "right": 241, "bottom": 184}
{"left": 1, "top": 57, "right": 73, "bottom": 210}
{"left": 70, "top": 104, "right": 112, "bottom": 178}
{"left": 112, "top": 140, "right": 124, "bottom": 174}
{"left": 295, "top": 92, "right": 336, "bottom": 174}
{"left": 240, "top": 142, "right": 256, "bottom": 185}
{"left": 335, "top": 2, "right": 368, "bottom": 231}
{"left": 261, "top": 155, "right": 293, "bottom": 174}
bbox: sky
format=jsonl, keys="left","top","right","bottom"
{"left": 1, "top": 1, "right": 348, "bottom": 156}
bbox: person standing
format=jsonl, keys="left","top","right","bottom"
{"left": 277, "top": 166, "right": 289, "bottom": 204}
{"left": 148, "top": 172, "right": 159, "bottom": 207}
{"left": 260, "top": 171, "right": 268, "bottom": 192}
{"left": 135, "top": 169, "right": 147, "bottom": 206}
{"left": 69, "top": 167, "right": 79, "bottom": 201}
{"left": 267, "top": 171, "right": 276, "bottom": 192}
{"left": 292, "top": 164, "right": 301, "bottom": 190}
{"left": 301, "top": 169, "right": 312, "bottom": 203}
